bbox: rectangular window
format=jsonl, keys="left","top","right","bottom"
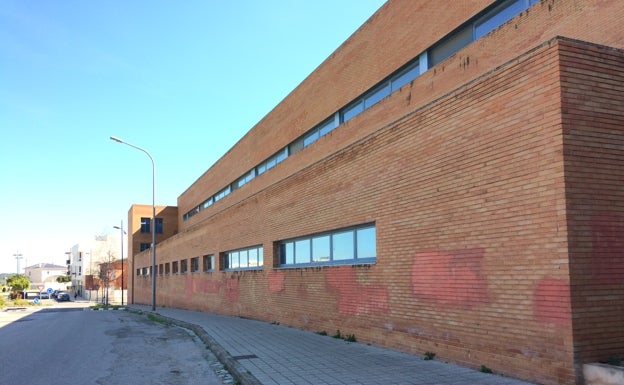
{"left": 223, "top": 245, "right": 263, "bottom": 270}
{"left": 342, "top": 100, "right": 364, "bottom": 123}
{"left": 155, "top": 218, "right": 163, "bottom": 234}
{"left": 191, "top": 257, "right": 199, "bottom": 272}
{"left": 165, "top": 263, "right": 171, "bottom": 275}
{"left": 295, "top": 239, "right": 311, "bottom": 264}
{"left": 202, "top": 254, "right": 214, "bottom": 272}
{"left": 364, "top": 83, "right": 390, "bottom": 108}
{"left": 429, "top": 26, "right": 473, "bottom": 67}
{"left": 303, "top": 129, "right": 320, "bottom": 147}
{"left": 391, "top": 63, "right": 420, "bottom": 92}
{"left": 172, "top": 261, "right": 179, "bottom": 274}
{"left": 279, "top": 223, "right": 376, "bottom": 267}
{"left": 140, "top": 217, "right": 151, "bottom": 233}
{"left": 289, "top": 138, "right": 304, "bottom": 156}
{"left": 140, "top": 243, "right": 150, "bottom": 252}
{"left": 312, "top": 235, "right": 330, "bottom": 262}
{"left": 158, "top": 264, "right": 163, "bottom": 275}
{"left": 281, "top": 242, "right": 294, "bottom": 265}
{"left": 332, "top": 230, "right": 354, "bottom": 261}
{"left": 181, "top": 259, "right": 188, "bottom": 274}
{"left": 318, "top": 118, "right": 336, "bottom": 137}
{"left": 475, "top": 0, "right": 529, "bottom": 39}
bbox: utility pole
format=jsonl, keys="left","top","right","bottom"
{"left": 13, "top": 251, "right": 23, "bottom": 274}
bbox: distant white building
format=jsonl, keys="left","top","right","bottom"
{"left": 67, "top": 233, "right": 124, "bottom": 301}
{"left": 23, "top": 263, "right": 67, "bottom": 291}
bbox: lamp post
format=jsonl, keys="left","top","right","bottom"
{"left": 110, "top": 136, "right": 156, "bottom": 311}
{"left": 13, "top": 251, "right": 23, "bottom": 274}
{"left": 113, "top": 221, "right": 126, "bottom": 306}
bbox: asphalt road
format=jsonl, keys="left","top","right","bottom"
{"left": 0, "top": 302, "right": 223, "bottom": 385}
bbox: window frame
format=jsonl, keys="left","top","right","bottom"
{"left": 222, "top": 245, "right": 264, "bottom": 271}
{"left": 279, "top": 223, "right": 376, "bottom": 268}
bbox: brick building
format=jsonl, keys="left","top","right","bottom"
{"left": 127, "top": 1, "right": 624, "bottom": 383}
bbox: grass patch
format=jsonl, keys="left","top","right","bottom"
{"left": 147, "top": 313, "right": 169, "bottom": 325}
{"left": 90, "top": 304, "right": 124, "bottom": 311}
{"left": 480, "top": 365, "right": 493, "bottom": 374}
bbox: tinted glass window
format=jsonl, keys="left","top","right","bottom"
{"left": 312, "top": 235, "right": 330, "bottom": 262}
{"left": 332, "top": 230, "right": 354, "bottom": 261}
{"left": 295, "top": 239, "right": 311, "bottom": 264}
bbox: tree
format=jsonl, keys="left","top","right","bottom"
{"left": 6, "top": 274, "right": 30, "bottom": 293}
{"left": 56, "top": 275, "right": 71, "bottom": 283}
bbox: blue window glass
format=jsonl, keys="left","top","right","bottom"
{"left": 155, "top": 218, "right": 163, "bottom": 234}
{"left": 391, "top": 63, "right": 420, "bottom": 91}
{"left": 140, "top": 243, "right": 150, "bottom": 252}
{"left": 229, "top": 251, "right": 239, "bottom": 269}
{"left": 295, "top": 239, "right": 311, "bottom": 264}
{"left": 475, "top": 0, "right": 525, "bottom": 39}
{"left": 332, "top": 230, "right": 354, "bottom": 261}
{"left": 281, "top": 242, "right": 294, "bottom": 265}
{"left": 342, "top": 101, "right": 364, "bottom": 123}
{"left": 239, "top": 250, "right": 248, "bottom": 268}
{"left": 319, "top": 119, "right": 335, "bottom": 136}
{"left": 140, "top": 217, "right": 150, "bottom": 233}
{"left": 312, "top": 235, "right": 330, "bottom": 263}
{"left": 364, "top": 83, "right": 390, "bottom": 109}
{"left": 356, "top": 227, "right": 376, "bottom": 259}
{"left": 276, "top": 148, "right": 288, "bottom": 163}
{"left": 248, "top": 248, "right": 258, "bottom": 267}
{"left": 303, "top": 130, "right": 319, "bottom": 147}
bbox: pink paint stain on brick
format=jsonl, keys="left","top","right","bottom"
{"left": 268, "top": 270, "right": 285, "bottom": 293}
{"left": 411, "top": 248, "right": 490, "bottom": 308}
{"left": 591, "top": 212, "right": 624, "bottom": 284}
{"left": 185, "top": 275, "right": 220, "bottom": 296}
{"left": 225, "top": 278, "right": 239, "bottom": 302}
{"left": 533, "top": 277, "right": 571, "bottom": 325}
{"left": 326, "top": 266, "right": 389, "bottom": 315}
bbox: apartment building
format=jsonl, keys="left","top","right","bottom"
{"left": 127, "top": 1, "right": 624, "bottom": 383}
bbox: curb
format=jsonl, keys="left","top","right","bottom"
{"left": 133, "top": 307, "right": 262, "bottom": 385}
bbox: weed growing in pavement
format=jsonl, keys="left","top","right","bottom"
{"left": 315, "top": 331, "right": 328, "bottom": 336}
{"left": 480, "top": 365, "right": 493, "bottom": 374}
{"left": 344, "top": 334, "right": 356, "bottom": 342}
{"left": 329, "top": 329, "right": 356, "bottom": 342}
{"left": 90, "top": 304, "right": 124, "bottom": 311}
{"left": 147, "top": 313, "right": 170, "bottom": 325}
{"left": 423, "top": 351, "right": 436, "bottom": 360}
{"left": 607, "top": 354, "right": 622, "bottom": 366}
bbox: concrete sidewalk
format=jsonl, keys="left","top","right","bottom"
{"left": 132, "top": 305, "right": 535, "bottom": 385}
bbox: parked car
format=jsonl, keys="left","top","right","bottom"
{"left": 56, "top": 292, "right": 70, "bottom": 302}
{"left": 39, "top": 292, "right": 50, "bottom": 299}
{"left": 51, "top": 290, "right": 60, "bottom": 299}
{"left": 24, "top": 291, "right": 40, "bottom": 300}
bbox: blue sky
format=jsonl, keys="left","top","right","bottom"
{"left": 0, "top": 0, "right": 387, "bottom": 273}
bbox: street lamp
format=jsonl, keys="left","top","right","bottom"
{"left": 113, "top": 221, "right": 127, "bottom": 306}
{"left": 110, "top": 136, "right": 157, "bottom": 311}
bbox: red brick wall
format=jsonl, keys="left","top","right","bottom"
{"left": 131, "top": 1, "right": 624, "bottom": 384}
{"left": 178, "top": 0, "right": 624, "bottom": 229}
{"left": 135, "top": 40, "right": 573, "bottom": 384}
{"left": 559, "top": 40, "right": 624, "bottom": 379}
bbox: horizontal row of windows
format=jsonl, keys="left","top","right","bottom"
{"left": 137, "top": 223, "right": 376, "bottom": 275}
{"left": 280, "top": 224, "right": 376, "bottom": 267}
{"left": 181, "top": 0, "right": 538, "bottom": 223}
{"left": 138, "top": 254, "right": 214, "bottom": 276}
